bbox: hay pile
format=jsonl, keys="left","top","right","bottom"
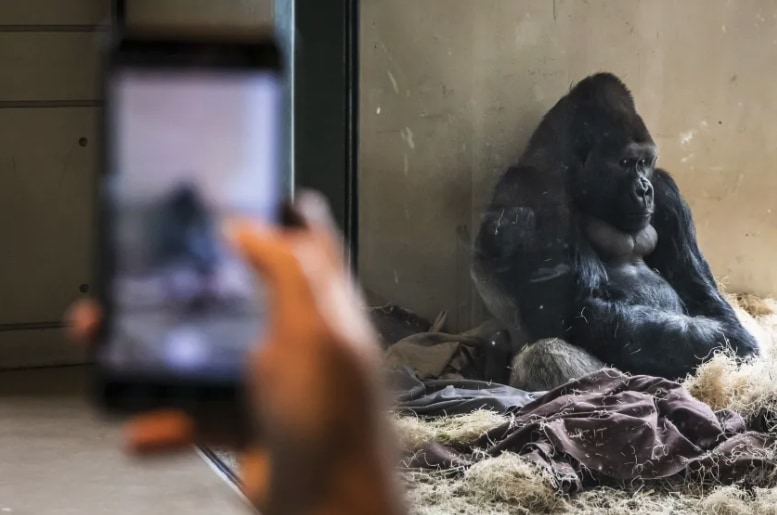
{"left": 396, "top": 293, "right": 777, "bottom": 514}
{"left": 685, "top": 294, "right": 777, "bottom": 420}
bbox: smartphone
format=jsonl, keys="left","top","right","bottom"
{"left": 93, "top": 28, "right": 285, "bottom": 443}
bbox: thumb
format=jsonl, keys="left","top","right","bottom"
{"left": 222, "top": 219, "right": 318, "bottom": 319}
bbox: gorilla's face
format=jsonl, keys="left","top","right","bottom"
{"left": 575, "top": 141, "right": 657, "bottom": 234}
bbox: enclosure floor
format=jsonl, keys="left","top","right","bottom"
{"left": 0, "top": 366, "right": 249, "bottom": 515}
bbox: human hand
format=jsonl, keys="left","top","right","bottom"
{"left": 65, "top": 191, "right": 405, "bottom": 514}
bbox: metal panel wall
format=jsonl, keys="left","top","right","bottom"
{"left": 0, "top": 0, "right": 110, "bottom": 369}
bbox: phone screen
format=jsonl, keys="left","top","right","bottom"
{"left": 100, "top": 65, "right": 282, "bottom": 382}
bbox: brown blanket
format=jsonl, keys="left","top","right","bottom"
{"left": 405, "top": 368, "right": 775, "bottom": 493}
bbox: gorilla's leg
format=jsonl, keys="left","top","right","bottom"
{"left": 509, "top": 338, "right": 605, "bottom": 392}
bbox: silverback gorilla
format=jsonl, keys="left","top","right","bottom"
{"left": 471, "top": 72, "right": 761, "bottom": 391}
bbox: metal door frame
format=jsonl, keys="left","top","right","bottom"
{"left": 274, "top": 0, "right": 360, "bottom": 272}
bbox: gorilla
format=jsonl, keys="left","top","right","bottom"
{"left": 151, "top": 182, "right": 222, "bottom": 309}
{"left": 471, "top": 72, "right": 760, "bottom": 392}
{"left": 153, "top": 182, "right": 219, "bottom": 276}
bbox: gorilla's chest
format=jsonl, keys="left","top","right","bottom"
{"left": 604, "top": 260, "right": 684, "bottom": 311}
{"left": 584, "top": 218, "right": 684, "bottom": 312}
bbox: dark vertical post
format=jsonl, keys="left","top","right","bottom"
{"left": 275, "top": 0, "right": 360, "bottom": 272}
{"left": 114, "top": 0, "right": 127, "bottom": 27}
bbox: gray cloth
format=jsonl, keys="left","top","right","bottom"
{"left": 377, "top": 305, "right": 536, "bottom": 415}
{"left": 389, "top": 365, "right": 542, "bottom": 416}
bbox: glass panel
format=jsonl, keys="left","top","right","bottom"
{"left": 362, "top": 1, "right": 777, "bottom": 511}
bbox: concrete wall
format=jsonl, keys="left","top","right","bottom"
{"left": 359, "top": 0, "right": 777, "bottom": 331}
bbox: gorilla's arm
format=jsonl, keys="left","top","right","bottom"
{"left": 473, "top": 165, "right": 577, "bottom": 340}
{"left": 571, "top": 195, "right": 758, "bottom": 379}
{"left": 644, "top": 168, "right": 759, "bottom": 355}
{"left": 572, "top": 296, "right": 730, "bottom": 379}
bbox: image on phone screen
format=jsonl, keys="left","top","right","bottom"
{"left": 102, "top": 66, "right": 281, "bottom": 381}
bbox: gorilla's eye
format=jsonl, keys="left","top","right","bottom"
{"left": 619, "top": 158, "right": 631, "bottom": 168}
{"left": 638, "top": 158, "right": 649, "bottom": 167}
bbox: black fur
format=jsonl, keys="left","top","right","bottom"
{"left": 472, "top": 72, "right": 760, "bottom": 383}
{"left": 152, "top": 182, "right": 219, "bottom": 276}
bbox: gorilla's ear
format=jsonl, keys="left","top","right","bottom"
{"left": 571, "top": 144, "right": 591, "bottom": 170}
{"left": 569, "top": 114, "right": 597, "bottom": 167}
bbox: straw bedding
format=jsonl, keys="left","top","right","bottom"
{"left": 210, "top": 293, "right": 777, "bottom": 514}
{"left": 395, "top": 293, "right": 777, "bottom": 514}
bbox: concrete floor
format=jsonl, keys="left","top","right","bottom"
{"left": 0, "top": 365, "right": 251, "bottom": 514}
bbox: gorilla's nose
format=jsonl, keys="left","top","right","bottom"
{"left": 632, "top": 177, "right": 654, "bottom": 205}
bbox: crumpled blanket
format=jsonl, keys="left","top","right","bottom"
{"left": 403, "top": 368, "right": 776, "bottom": 493}
{"left": 377, "top": 304, "right": 776, "bottom": 492}
{"left": 369, "top": 304, "right": 434, "bottom": 348}
{"left": 390, "top": 365, "right": 541, "bottom": 416}
{"left": 381, "top": 309, "right": 513, "bottom": 384}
